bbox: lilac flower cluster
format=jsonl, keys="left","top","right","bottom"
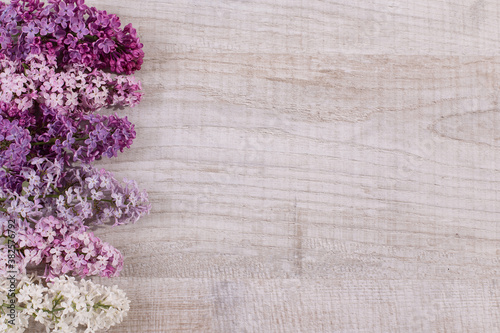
{"left": 0, "top": 0, "right": 144, "bottom": 74}
{"left": 0, "top": 1, "right": 148, "bottom": 329}
{"left": 1, "top": 274, "right": 130, "bottom": 332}
{"left": 0, "top": 215, "right": 123, "bottom": 280}
{"left": 0, "top": 157, "right": 150, "bottom": 226}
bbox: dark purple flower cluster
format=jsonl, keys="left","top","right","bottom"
{"left": 34, "top": 107, "right": 137, "bottom": 164}
{"left": 0, "top": 0, "right": 144, "bottom": 74}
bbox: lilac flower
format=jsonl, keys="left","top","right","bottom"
{"left": 108, "top": 14, "right": 121, "bottom": 29}
{"left": 95, "top": 10, "right": 110, "bottom": 27}
{"left": 74, "top": 0, "right": 88, "bottom": 11}
{"left": 63, "top": 33, "right": 78, "bottom": 48}
{"left": 0, "top": 54, "right": 143, "bottom": 123}
{"left": 56, "top": 195, "right": 65, "bottom": 208}
{"left": 70, "top": 17, "right": 89, "bottom": 39}
{"left": 68, "top": 48, "right": 81, "bottom": 61}
{"left": 90, "top": 188, "right": 103, "bottom": 201}
{"left": 58, "top": 1, "right": 75, "bottom": 17}
{"left": 0, "top": 6, "right": 16, "bottom": 24}
{"left": 85, "top": 175, "right": 99, "bottom": 189}
{"left": 21, "top": 169, "right": 40, "bottom": 187}
{"left": 37, "top": 18, "right": 55, "bottom": 36}
{"left": 6, "top": 21, "right": 19, "bottom": 35}
{"left": 22, "top": 22, "right": 39, "bottom": 39}
{"left": 97, "top": 38, "right": 115, "bottom": 54}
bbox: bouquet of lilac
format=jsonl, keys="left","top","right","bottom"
{"left": 0, "top": 0, "right": 149, "bottom": 331}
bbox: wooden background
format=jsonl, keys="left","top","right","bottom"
{"left": 84, "top": 0, "right": 500, "bottom": 332}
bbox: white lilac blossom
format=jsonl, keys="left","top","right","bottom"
{"left": 0, "top": 274, "right": 130, "bottom": 333}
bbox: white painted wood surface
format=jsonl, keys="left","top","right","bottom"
{"left": 84, "top": 0, "right": 500, "bottom": 331}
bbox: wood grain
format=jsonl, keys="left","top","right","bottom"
{"left": 83, "top": 0, "right": 500, "bottom": 331}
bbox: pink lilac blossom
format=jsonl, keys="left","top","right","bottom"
{"left": 0, "top": 215, "right": 124, "bottom": 279}
{"left": 0, "top": 54, "right": 143, "bottom": 116}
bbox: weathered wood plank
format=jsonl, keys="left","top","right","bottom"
{"left": 93, "top": 277, "right": 500, "bottom": 332}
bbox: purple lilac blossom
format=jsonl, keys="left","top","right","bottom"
{"left": 0, "top": 0, "right": 144, "bottom": 74}
{"left": 0, "top": 158, "right": 151, "bottom": 226}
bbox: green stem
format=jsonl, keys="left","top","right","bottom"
{"left": 32, "top": 136, "right": 89, "bottom": 146}
{"left": 32, "top": 138, "right": 57, "bottom": 146}
{"left": 94, "top": 302, "right": 112, "bottom": 309}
